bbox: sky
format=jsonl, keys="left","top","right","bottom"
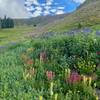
{"left": 0, "top": 0, "right": 86, "bottom": 18}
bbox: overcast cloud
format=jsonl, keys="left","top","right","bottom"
{"left": 0, "top": 0, "right": 29, "bottom": 18}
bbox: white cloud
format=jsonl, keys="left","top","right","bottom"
{"left": 57, "top": 7, "right": 65, "bottom": 10}
{"left": 25, "top": 0, "right": 72, "bottom": 17}
{"left": 0, "top": 0, "right": 86, "bottom": 18}
{"left": 50, "top": 9, "right": 57, "bottom": 13}
{"left": 0, "top": 0, "right": 29, "bottom": 18}
{"left": 32, "top": 0, "right": 39, "bottom": 5}
{"left": 43, "top": 10, "right": 50, "bottom": 15}
{"left": 44, "top": 6, "right": 51, "bottom": 10}
{"left": 25, "top": 0, "right": 66, "bottom": 17}
{"left": 46, "top": 0, "right": 53, "bottom": 5}
{"left": 35, "top": 6, "right": 42, "bottom": 11}
{"left": 25, "top": 0, "right": 54, "bottom": 17}
{"left": 56, "top": 10, "right": 65, "bottom": 15}
{"left": 25, "top": 1, "right": 32, "bottom": 7}
{"left": 26, "top": 0, "right": 39, "bottom": 5}
{"left": 32, "top": 10, "right": 41, "bottom": 17}
{"left": 26, "top": 6, "right": 35, "bottom": 11}
{"left": 73, "top": 0, "right": 86, "bottom": 4}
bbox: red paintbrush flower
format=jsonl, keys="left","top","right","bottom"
{"left": 67, "top": 72, "right": 81, "bottom": 84}
{"left": 96, "top": 52, "right": 100, "bottom": 55}
{"left": 40, "top": 51, "right": 47, "bottom": 62}
{"left": 26, "top": 59, "right": 34, "bottom": 65}
{"left": 46, "top": 71, "right": 55, "bottom": 80}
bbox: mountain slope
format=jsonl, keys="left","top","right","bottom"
{"left": 41, "top": 0, "right": 100, "bottom": 32}
{"left": 14, "top": 14, "right": 67, "bottom": 26}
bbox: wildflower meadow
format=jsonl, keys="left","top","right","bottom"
{"left": 0, "top": 32, "right": 100, "bottom": 100}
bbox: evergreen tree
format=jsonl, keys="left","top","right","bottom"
{"left": 78, "top": 23, "right": 82, "bottom": 29}
{"left": 10, "top": 19, "right": 14, "bottom": 28}
{"left": 1, "top": 16, "right": 14, "bottom": 29}
{"left": 0, "top": 18, "right": 1, "bottom": 28}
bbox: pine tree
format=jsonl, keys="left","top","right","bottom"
{"left": 0, "top": 18, "right": 1, "bottom": 28}
{"left": 10, "top": 19, "right": 14, "bottom": 28}
{"left": 1, "top": 16, "right": 14, "bottom": 29}
{"left": 78, "top": 23, "right": 82, "bottom": 29}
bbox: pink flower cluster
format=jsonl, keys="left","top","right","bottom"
{"left": 96, "top": 52, "right": 100, "bottom": 55}
{"left": 67, "top": 72, "right": 81, "bottom": 84}
{"left": 46, "top": 71, "right": 55, "bottom": 80}
{"left": 40, "top": 51, "right": 47, "bottom": 62}
{"left": 26, "top": 59, "right": 34, "bottom": 65}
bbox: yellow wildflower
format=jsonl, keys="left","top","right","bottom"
{"left": 95, "top": 95, "right": 99, "bottom": 100}
{"left": 27, "top": 48, "right": 34, "bottom": 52}
{"left": 39, "top": 96, "right": 43, "bottom": 100}
{"left": 26, "top": 73, "right": 30, "bottom": 78}
{"left": 94, "top": 83, "right": 96, "bottom": 88}
{"left": 54, "top": 93, "right": 58, "bottom": 100}
{"left": 21, "top": 53, "right": 28, "bottom": 61}
{"left": 88, "top": 77, "right": 92, "bottom": 86}
{"left": 83, "top": 76, "right": 88, "bottom": 84}
{"left": 23, "top": 73, "right": 29, "bottom": 80}
{"left": 65, "top": 68, "right": 70, "bottom": 79}
{"left": 50, "top": 82, "right": 54, "bottom": 96}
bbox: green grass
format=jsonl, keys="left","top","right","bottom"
{"left": 92, "top": 24, "right": 100, "bottom": 30}
{"left": 0, "top": 32, "right": 100, "bottom": 99}
{"left": 0, "top": 26, "right": 34, "bottom": 46}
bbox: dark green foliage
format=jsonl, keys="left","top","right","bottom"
{"left": 1, "top": 16, "right": 14, "bottom": 29}
{"left": 78, "top": 23, "right": 82, "bottom": 29}
{"left": 30, "top": 34, "right": 100, "bottom": 74}
{"left": 33, "top": 24, "right": 37, "bottom": 27}
{"left": 96, "top": 67, "right": 100, "bottom": 88}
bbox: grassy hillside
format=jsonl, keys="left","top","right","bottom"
{"left": 14, "top": 14, "right": 67, "bottom": 27}
{"left": 0, "top": 26, "right": 34, "bottom": 46}
{"left": 38, "top": 0, "right": 100, "bottom": 33}
{"left": 83, "top": 0, "right": 98, "bottom": 5}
